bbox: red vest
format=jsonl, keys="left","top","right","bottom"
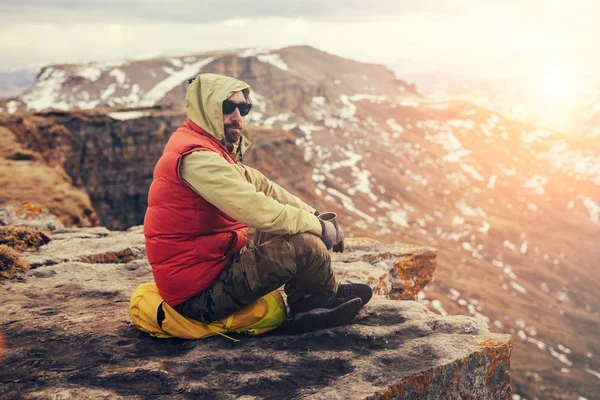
{"left": 144, "top": 118, "right": 248, "bottom": 306}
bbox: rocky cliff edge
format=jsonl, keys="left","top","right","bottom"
{"left": 0, "top": 227, "right": 512, "bottom": 399}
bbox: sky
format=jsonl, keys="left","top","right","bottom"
{"left": 1, "top": 0, "right": 599, "bottom": 82}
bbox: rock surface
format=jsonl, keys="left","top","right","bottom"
{"left": 333, "top": 238, "right": 437, "bottom": 301}
{"left": 0, "top": 228, "right": 512, "bottom": 399}
{"left": 0, "top": 203, "right": 65, "bottom": 231}
{"left": 0, "top": 118, "right": 98, "bottom": 228}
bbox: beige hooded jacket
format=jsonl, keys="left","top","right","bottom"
{"left": 181, "top": 73, "right": 322, "bottom": 236}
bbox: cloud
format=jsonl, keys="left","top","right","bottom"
{"left": 1, "top": 0, "right": 477, "bottom": 24}
{"left": 0, "top": 0, "right": 599, "bottom": 78}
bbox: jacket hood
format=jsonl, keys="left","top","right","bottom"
{"left": 185, "top": 74, "right": 252, "bottom": 159}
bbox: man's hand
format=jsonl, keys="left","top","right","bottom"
{"left": 332, "top": 228, "right": 344, "bottom": 253}
{"left": 318, "top": 212, "right": 345, "bottom": 252}
{"left": 319, "top": 219, "right": 337, "bottom": 250}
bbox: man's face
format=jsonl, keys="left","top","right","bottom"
{"left": 223, "top": 91, "right": 248, "bottom": 143}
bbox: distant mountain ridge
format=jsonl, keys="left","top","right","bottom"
{"left": 0, "top": 45, "right": 599, "bottom": 400}
{"left": 0, "top": 69, "right": 37, "bottom": 100}
{"left": 395, "top": 67, "right": 600, "bottom": 138}
{"left": 0, "top": 46, "right": 416, "bottom": 114}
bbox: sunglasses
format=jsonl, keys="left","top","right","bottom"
{"left": 222, "top": 100, "right": 252, "bottom": 116}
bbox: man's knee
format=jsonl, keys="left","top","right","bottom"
{"left": 288, "top": 233, "right": 329, "bottom": 264}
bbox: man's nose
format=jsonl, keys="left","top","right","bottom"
{"left": 231, "top": 107, "right": 242, "bottom": 120}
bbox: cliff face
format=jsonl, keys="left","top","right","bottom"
{"left": 0, "top": 227, "right": 512, "bottom": 399}
{"left": 0, "top": 114, "right": 97, "bottom": 227}
{"left": 0, "top": 111, "right": 173, "bottom": 229}
{"left": 0, "top": 111, "right": 318, "bottom": 230}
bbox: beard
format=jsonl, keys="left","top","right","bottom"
{"left": 224, "top": 123, "right": 242, "bottom": 143}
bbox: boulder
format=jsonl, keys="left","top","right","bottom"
{"left": 333, "top": 238, "right": 437, "bottom": 300}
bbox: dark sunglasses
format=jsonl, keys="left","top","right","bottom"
{"left": 222, "top": 100, "right": 252, "bottom": 116}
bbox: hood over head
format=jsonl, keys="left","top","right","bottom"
{"left": 185, "top": 73, "right": 250, "bottom": 143}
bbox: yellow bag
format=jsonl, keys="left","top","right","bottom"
{"left": 129, "top": 283, "right": 287, "bottom": 341}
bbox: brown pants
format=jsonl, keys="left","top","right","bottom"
{"left": 173, "top": 230, "right": 338, "bottom": 322}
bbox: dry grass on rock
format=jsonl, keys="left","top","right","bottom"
{"left": 0, "top": 123, "right": 97, "bottom": 227}
{"left": 0, "top": 244, "right": 29, "bottom": 280}
{"left": 0, "top": 226, "right": 50, "bottom": 252}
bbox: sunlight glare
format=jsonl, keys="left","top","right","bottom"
{"left": 522, "top": 62, "right": 588, "bottom": 132}
{"left": 541, "top": 69, "right": 571, "bottom": 97}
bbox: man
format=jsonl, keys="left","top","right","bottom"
{"left": 144, "top": 73, "right": 372, "bottom": 332}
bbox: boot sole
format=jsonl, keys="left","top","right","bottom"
{"left": 285, "top": 297, "right": 363, "bottom": 334}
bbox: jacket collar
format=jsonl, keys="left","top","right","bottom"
{"left": 184, "top": 118, "right": 252, "bottom": 162}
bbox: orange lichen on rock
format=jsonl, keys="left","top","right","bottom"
{"left": 14, "top": 202, "right": 46, "bottom": 218}
{"left": 1, "top": 202, "right": 66, "bottom": 231}
{"left": 78, "top": 248, "right": 135, "bottom": 264}
{"left": 381, "top": 248, "right": 437, "bottom": 300}
{"left": 476, "top": 339, "right": 505, "bottom": 347}
{"left": 335, "top": 241, "right": 437, "bottom": 301}
{"left": 367, "top": 273, "right": 391, "bottom": 296}
{"left": 366, "top": 335, "right": 513, "bottom": 400}
{"left": 483, "top": 336, "right": 514, "bottom": 393}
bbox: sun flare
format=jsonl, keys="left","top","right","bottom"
{"left": 541, "top": 70, "right": 570, "bottom": 97}
{"left": 529, "top": 64, "right": 585, "bottom": 106}
{"left": 519, "top": 63, "right": 588, "bottom": 131}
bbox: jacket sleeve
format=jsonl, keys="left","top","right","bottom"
{"left": 238, "top": 163, "right": 316, "bottom": 214}
{"left": 180, "top": 151, "right": 322, "bottom": 236}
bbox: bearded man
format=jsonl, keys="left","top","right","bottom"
{"left": 144, "top": 73, "right": 372, "bottom": 332}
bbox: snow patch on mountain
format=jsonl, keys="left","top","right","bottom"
{"left": 521, "top": 129, "right": 554, "bottom": 144}
{"left": 169, "top": 58, "right": 183, "bottom": 67}
{"left": 262, "top": 113, "right": 291, "bottom": 128}
{"left": 325, "top": 187, "right": 375, "bottom": 223}
{"left": 547, "top": 141, "right": 600, "bottom": 185}
{"left": 108, "top": 111, "right": 150, "bottom": 120}
{"left": 238, "top": 48, "right": 289, "bottom": 71}
{"left": 257, "top": 54, "right": 288, "bottom": 71}
{"left": 386, "top": 118, "right": 404, "bottom": 134}
{"left": 580, "top": 196, "right": 600, "bottom": 225}
{"left": 110, "top": 84, "right": 141, "bottom": 107}
{"left": 140, "top": 58, "right": 214, "bottom": 107}
{"left": 524, "top": 175, "right": 547, "bottom": 195}
{"left": 487, "top": 174, "right": 497, "bottom": 189}
{"left": 109, "top": 69, "right": 127, "bottom": 86}
{"left": 339, "top": 95, "right": 357, "bottom": 120}
{"left": 77, "top": 67, "right": 102, "bottom": 82}
{"left": 6, "top": 100, "right": 19, "bottom": 113}
{"left": 238, "top": 48, "right": 271, "bottom": 58}
{"left": 100, "top": 84, "right": 116, "bottom": 101}
{"left": 20, "top": 68, "right": 68, "bottom": 111}
{"left": 456, "top": 200, "right": 487, "bottom": 218}
{"left": 585, "top": 367, "right": 600, "bottom": 380}
{"left": 350, "top": 94, "right": 387, "bottom": 103}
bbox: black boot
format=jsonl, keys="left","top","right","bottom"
{"left": 285, "top": 295, "right": 363, "bottom": 334}
{"left": 336, "top": 283, "right": 373, "bottom": 306}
